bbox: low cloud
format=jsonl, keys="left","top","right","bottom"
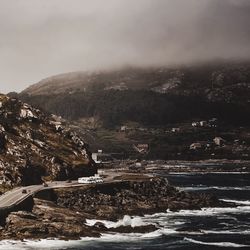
{"left": 0, "top": 0, "right": 250, "bottom": 93}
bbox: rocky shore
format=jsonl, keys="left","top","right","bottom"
{"left": 0, "top": 176, "right": 227, "bottom": 240}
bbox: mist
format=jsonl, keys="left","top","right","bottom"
{"left": 0, "top": 0, "right": 250, "bottom": 93}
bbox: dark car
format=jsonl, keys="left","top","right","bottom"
{"left": 22, "top": 189, "right": 27, "bottom": 194}
{"left": 43, "top": 183, "right": 48, "bottom": 187}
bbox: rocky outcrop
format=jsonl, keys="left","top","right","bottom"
{"left": 54, "top": 177, "right": 222, "bottom": 220}
{"left": 0, "top": 94, "right": 96, "bottom": 189}
{"left": 0, "top": 177, "right": 225, "bottom": 240}
{"left": 1, "top": 199, "right": 100, "bottom": 240}
{"left": 0, "top": 198, "right": 157, "bottom": 240}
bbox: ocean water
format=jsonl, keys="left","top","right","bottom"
{"left": 1, "top": 163, "right": 250, "bottom": 249}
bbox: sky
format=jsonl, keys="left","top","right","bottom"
{"left": 0, "top": 0, "right": 250, "bottom": 93}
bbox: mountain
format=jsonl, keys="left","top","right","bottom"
{"left": 18, "top": 62, "right": 250, "bottom": 127}
{"left": 20, "top": 67, "right": 184, "bottom": 96}
{"left": 0, "top": 94, "right": 96, "bottom": 190}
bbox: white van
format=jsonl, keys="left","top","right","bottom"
{"left": 78, "top": 175, "right": 104, "bottom": 184}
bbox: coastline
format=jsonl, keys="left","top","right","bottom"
{"left": 0, "top": 174, "right": 229, "bottom": 241}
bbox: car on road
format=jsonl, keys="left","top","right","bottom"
{"left": 43, "top": 183, "right": 48, "bottom": 187}
{"left": 78, "top": 174, "right": 104, "bottom": 184}
{"left": 22, "top": 189, "right": 27, "bottom": 194}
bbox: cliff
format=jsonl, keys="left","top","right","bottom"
{"left": 0, "top": 94, "right": 96, "bottom": 190}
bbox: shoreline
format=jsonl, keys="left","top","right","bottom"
{"left": 0, "top": 175, "right": 231, "bottom": 241}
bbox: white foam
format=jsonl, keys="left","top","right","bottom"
{"left": 165, "top": 206, "right": 250, "bottom": 217}
{"left": 99, "top": 233, "right": 143, "bottom": 242}
{"left": 142, "top": 228, "right": 177, "bottom": 238}
{"left": 220, "top": 199, "right": 250, "bottom": 205}
{"left": 0, "top": 238, "right": 95, "bottom": 250}
{"left": 180, "top": 186, "right": 250, "bottom": 191}
{"left": 144, "top": 212, "right": 168, "bottom": 218}
{"left": 169, "top": 172, "right": 250, "bottom": 175}
{"left": 184, "top": 237, "right": 250, "bottom": 247}
{"left": 2, "top": 206, "right": 250, "bottom": 250}
{"left": 86, "top": 215, "right": 147, "bottom": 229}
{"left": 100, "top": 228, "right": 177, "bottom": 241}
{"left": 202, "top": 229, "right": 250, "bottom": 235}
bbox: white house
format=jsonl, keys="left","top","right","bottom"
{"left": 190, "top": 143, "right": 202, "bottom": 150}
{"left": 213, "top": 137, "right": 225, "bottom": 146}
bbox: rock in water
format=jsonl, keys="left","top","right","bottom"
{"left": 0, "top": 93, "right": 96, "bottom": 187}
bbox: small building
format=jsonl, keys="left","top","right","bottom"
{"left": 190, "top": 142, "right": 202, "bottom": 150}
{"left": 92, "top": 151, "right": 113, "bottom": 164}
{"left": 129, "top": 161, "right": 146, "bottom": 171}
{"left": 200, "top": 121, "right": 207, "bottom": 127}
{"left": 133, "top": 144, "right": 149, "bottom": 154}
{"left": 213, "top": 137, "right": 225, "bottom": 146}
{"left": 192, "top": 122, "right": 199, "bottom": 127}
{"left": 171, "top": 128, "right": 180, "bottom": 133}
{"left": 120, "top": 126, "right": 128, "bottom": 132}
{"left": 234, "top": 139, "right": 240, "bottom": 144}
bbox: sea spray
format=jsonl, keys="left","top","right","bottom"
{"left": 86, "top": 215, "right": 146, "bottom": 228}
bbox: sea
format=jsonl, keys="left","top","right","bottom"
{"left": 1, "top": 162, "right": 250, "bottom": 250}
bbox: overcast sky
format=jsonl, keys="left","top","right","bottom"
{"left": 0, "top": 0, "right": 250, "bottom": 93}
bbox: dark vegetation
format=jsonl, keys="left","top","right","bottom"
{"left": 19, "top": 90, "right": 250, "bottom": 128}
{"left": 11, "top": 62, "right": 250, "bottom": 160}
{"left": 18, "top": 62, "right": 250, "bottom": 128}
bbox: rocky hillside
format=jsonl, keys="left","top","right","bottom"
{"left": 21, "top": 62, "right": 250, "bottom": 99}
{"left": 17, "top": 61, "right": 250, "bottom": 127}
{"left": 20, "top": 67, "right": 184, "bottom": 96}
{"left": 0, "top": 94, "right": 96, "bottom": 189}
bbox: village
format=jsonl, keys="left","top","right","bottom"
{"left": 86, "top": 117, "right": 250, "bottom": 167}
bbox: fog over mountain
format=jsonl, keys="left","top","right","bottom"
{"left": 0, "top": 0, "right": 250, "bottom": 93}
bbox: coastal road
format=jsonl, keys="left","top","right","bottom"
{"left": 0, "top": 181, "right": 85, "bottom": 209}
{"left": 0, "top": 170, "right": 152, "bottom": 210}
{"left": 0, "top": 171, "right": 128, "bottom": 209}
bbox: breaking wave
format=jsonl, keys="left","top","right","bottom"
{"left": 180, "top": 186, "right": 250, "bottom": 191}
{"left": 184, "top": 237, "right": 250, "bottom": 248}
{"left": 168, "top": 172, "right": 250, "bottom": 175}
{"left": 220, "top": 199, "right": 250, "bottom": 205}
{"left": 86, "top": 215, "right": 147, "bottom": 228}
{"left": 202, "top": 229, "right": 250, "bottom": 235}
{"left": 165, "top": 206, "right": 250, "bottom": 216}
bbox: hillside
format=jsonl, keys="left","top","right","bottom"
{"left": 15, "top": 62, "right": 250, "bottom": 160}
{"left": 21, "top": 62, "right": 250, "bottom": 98}
{"left": 21, "top": 67, "right": 185, "bottom": 96}
{"left": 0, "top": 94, "right": 96, "bottom": 190}
{"left": 18, "top": 62, "right": 250, "bottom": 127}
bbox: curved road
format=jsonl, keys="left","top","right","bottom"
{"left": 0, "top": 171, "right": 125, "bottom": 209}
{"left": 0, "top": 181, "right": 86, "bottom": 209}
{"left": 0, "top": 171, "right": 151, "bottom": 210}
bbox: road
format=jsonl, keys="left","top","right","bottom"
{"left": 0, "top": 171, "right": 124, "bottom": 209}
{"left": 0, "top": 170, "right": 152, "bottom": 210}
{"left": 0, "top": 181, "right": 87, "bottom": 209}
